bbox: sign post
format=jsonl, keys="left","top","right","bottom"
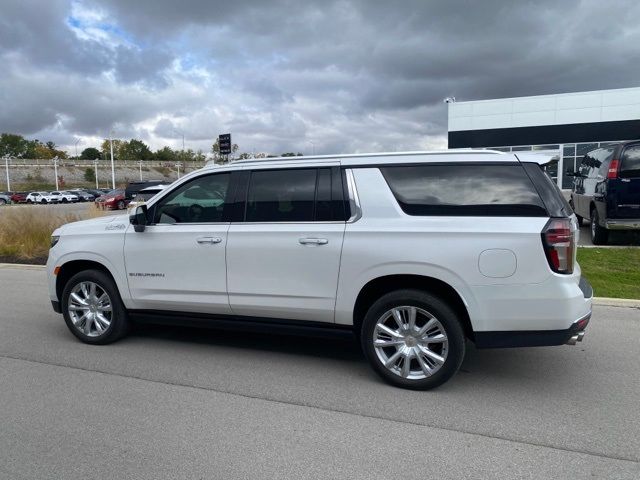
{"left": 219, "top": 133, "right": 232, "bottom": 162}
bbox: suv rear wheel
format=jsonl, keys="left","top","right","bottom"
{"left": 590, "top": 207, "right": 609, "bottom": 245}
{"left": 61, "top": 269, "right": 129, "bottom": 344}
{"left": 361, "top": 289, "right": 465, "bottom": 390}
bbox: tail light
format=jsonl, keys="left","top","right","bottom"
{"left": 607, "top": 159, "right": 620, "bottom": 179}
{"left": 541, "top": 218, "right": 575, "bottom": 274}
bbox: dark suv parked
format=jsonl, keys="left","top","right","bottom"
{"left": 570, "top": 141, "right": 640, "bottom": 244}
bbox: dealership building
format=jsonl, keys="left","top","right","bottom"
{"left": 447, "top": 86, "right": 640, "bottom": 189}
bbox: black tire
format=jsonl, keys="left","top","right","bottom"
{"left": 61, "top": 269, "right": 129, "bottom": 345}
{"left": 117, "top": 200, "right": 125, "bottom": 210}
{"left": 575, "top": 214, "right": 583, "bottom": 227}
{"left": 41, "top": 199, "right": 47, "bottom": 204}
{"left": 590, "top": 208, "right": 609, "bottom": 245}
{"left": 360, "top": 289, "right": 465, "bottom": 390}
{"left": 0, "top": 199, "right": 6, "bottom": 205}
{"left": 62, "top": 198, "right": 68, "bottom": 203}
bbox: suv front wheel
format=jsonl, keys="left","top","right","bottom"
{"left": 361, "top": 289, "right": 465, "bottom": 390}
{"left": 61, "top": 269, "right": 129, "bottom": 344}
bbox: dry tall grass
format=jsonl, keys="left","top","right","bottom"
{"left": 0, "top": 205, "right": 104, "bottom": 261}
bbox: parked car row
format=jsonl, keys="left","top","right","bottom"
{"left": 0, "top": 188, "right": 114, "bottom": 205}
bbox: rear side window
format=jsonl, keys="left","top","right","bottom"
{"left": 380, "top": 164, "right": 547, "bottom": 216}
{"left": 621, "top": 145, "right": 640, "bottom": 178}
{"left": 243, "top": 168, "right": 345, "bottom": 222}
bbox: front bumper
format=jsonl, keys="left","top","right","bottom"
{"left": 474, "top": 276, "right": 593, "bottom": 349}
{"left": 606, "top": 219, "right": 640, "bottom": 230}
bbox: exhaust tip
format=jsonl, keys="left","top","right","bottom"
{"left": 577, "top": 331, "right": 585, "bottom": 342}
{"left": 566, "top": 334, "right": 579, "bottom": 345}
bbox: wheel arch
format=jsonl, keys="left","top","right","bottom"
{"left": 352, "top": 274, "right": 474, "bottom": 340}
{"left": 56, "top": 260, "right": 120, "bottom": 304}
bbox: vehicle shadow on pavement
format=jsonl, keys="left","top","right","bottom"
{"left": 130, "top": 322, "right": 364, "bottom": 363}
{"left": 128, "top": 322, "right": 580, "bottom": 387}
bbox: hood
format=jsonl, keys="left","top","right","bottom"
{"left": 53, "top": 213, "right": 129, "bottom": 236}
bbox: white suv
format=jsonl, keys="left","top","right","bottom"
{"left": 47, "top": 151, "right": 593, "bottom": 389}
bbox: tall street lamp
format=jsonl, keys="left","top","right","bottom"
{"left": 53, "top": 156, "right": 59, "bottom": 190}
{"left": 94, "top": 159, "right": 99, "bottom": 189}
{"left": 109, "top": 130, "right": 116, "bottom": 189}
{"left": 4, "top": 155, "right": 10, "bottom": 191}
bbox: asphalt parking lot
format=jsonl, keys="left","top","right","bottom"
{"left": 0, "top": 266, "right": 639, "bottom": 479}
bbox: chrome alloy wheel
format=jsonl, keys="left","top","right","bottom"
{"left": 67, "top": 281, "right": 112, "bottom": 337}
{"left": 373, "top": 306, "right": 449, "bottom": 380}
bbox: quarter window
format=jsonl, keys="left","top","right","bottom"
{"left": 153, "top": 173, "right": 230, "bottom": 224}
{"left": 381, "top": 164, "right": 547, "bottom": 216}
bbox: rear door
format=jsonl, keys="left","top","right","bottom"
{"left": 226, "top": 166, "right": 346, "bottom": 322}
{"left": 613, "top": 144, "right": 640, "bottom": 218}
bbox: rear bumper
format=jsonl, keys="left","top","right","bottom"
{"left": 474, "top": 276, "right": 593, "bottom": 349}
{"left": 605, "top": 219, "right": 640, "bottom": 230}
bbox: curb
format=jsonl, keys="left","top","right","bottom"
{"left": 592, "top": 297, "right": 640, "bottom": 308}
{"left": 0, "top": 263, "right": 46, "bottom": 270}
{"left": 1, "top": 263, "right": 640, "bottom": 308}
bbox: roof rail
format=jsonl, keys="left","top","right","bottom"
{"left": 227, "top": 149, "right": 504, "bottom": 165}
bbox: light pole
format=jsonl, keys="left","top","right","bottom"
{"left": 53, "top": 156, "right": 59, "bottom": 190}
{"left": 138, "top": 160, "right": 143, "bottom": 181}
{"left": 4, "top": 156, "right": 10, "bottom": 191}
{"left": 109, "top": 130, "right": 116, "bottom": 189}
{"left": 176, "top": 163, "right": 182, "bottom": 178}
{"left": 94, "top": 159, "right": 99, "bottom": 189}
{"left": 74, "top": 138, "right": 81, "bottom": 159}
{"left": 307, "top": 140, "right": 315, "bottom": 155}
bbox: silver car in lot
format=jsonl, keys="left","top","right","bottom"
{"left": 0, "top": 193, "right": 11, "bottom": 205}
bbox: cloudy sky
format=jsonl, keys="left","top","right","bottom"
{"left": 1, "top": 0, "right": 640, "bottom": 156}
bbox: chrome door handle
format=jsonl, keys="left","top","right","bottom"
{"left": 196, "top": 236, "right": 222, "bottom": 245}
{"left": 299, "top": 237, "right": 328, "bottom": 245}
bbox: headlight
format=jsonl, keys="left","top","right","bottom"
{"left": 50, "top": 235, "right": 60, "bottom": 248}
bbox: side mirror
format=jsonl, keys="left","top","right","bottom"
{"left": 130, "top": 205, "right": 148, "bottom": 232}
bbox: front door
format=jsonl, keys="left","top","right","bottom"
{"left": 124, "top": 171, "right": 233, "bottom": 314}
{"left": 226, "top": 167, "right": 346, "bottom": 323}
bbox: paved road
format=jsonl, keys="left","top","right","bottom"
{"left": 0, "top": 267, "right": 639, "bottom": 479}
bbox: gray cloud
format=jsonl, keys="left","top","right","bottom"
{"left": 2, "top": 0, "right": 640, "bottom": 155}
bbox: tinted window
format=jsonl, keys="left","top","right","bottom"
{"left": 154, "top": 173, "right": 230, "bottom": 223}
{"left": 381, "top": 164, "right": 547, "bottom": 216}
{"left": 621, "top": 145, "right": 640, "bottom": 178}
{"left": 246, "top": 169, "right": 317, "bottom": 222}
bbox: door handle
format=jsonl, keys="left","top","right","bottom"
{"left": 299, "top": 237, "right": 328, "bottom": 245}
{"left": 196, "top": 236, "right": 222, "bottom": 245}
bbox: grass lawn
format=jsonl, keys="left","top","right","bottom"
{"left": 578, "top": 247, "right": 640, "bottom": 299}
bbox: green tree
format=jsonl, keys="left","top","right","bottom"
{"left": 154, "top": 146, "right": 177, "bottom": 162}
{"left": 101, "top": 139, "right": 125, "bottom": 160}
{"left": 0, "top": 133, "right": 31, "bottom": 158}
{"left": 84, "top": 167, "right": 96, "bottom": 182}
{"left": 122, "top": 139, "right": 153, "bottom": 160}
{"left": 80, "top": 147, "right": 101, "bottom": 160}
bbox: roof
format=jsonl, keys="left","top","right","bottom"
{"left": 204, "top": 149, "right": 512, "bottom": 169}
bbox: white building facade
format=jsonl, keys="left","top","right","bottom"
{"left": 447, "top": 87, "right": 640, "bottom": 189}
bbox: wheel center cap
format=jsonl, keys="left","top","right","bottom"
{"left": 405, "top": 336, "right": 417, "bottom": 347}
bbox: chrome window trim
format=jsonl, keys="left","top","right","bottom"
{"left": 345, "top": 168, "right": 362, "bottom": 223}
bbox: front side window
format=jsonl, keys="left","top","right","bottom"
{"left": 381, "top": 164, "right": 547, "bottom": 216}
{"left": 153, "top": 173, "right": 230, "bottom": 224}
{"left": 621, "top": 145, "right": 640, "bottom": 178}
{"left": 246, "top": 169, "right": 317, "bottom": 222}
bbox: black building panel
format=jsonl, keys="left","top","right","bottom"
{"left": 448, "top": 119, "right": 640, "bottom": 148}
